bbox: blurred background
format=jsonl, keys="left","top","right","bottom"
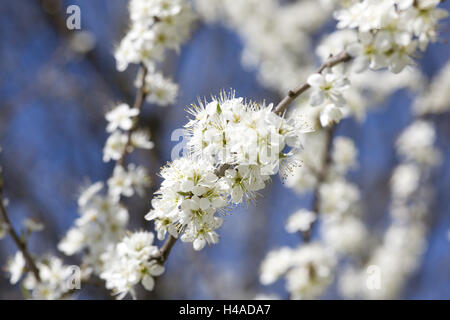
{"left": 0, "top": 0, "right": 449, "bottom": 299}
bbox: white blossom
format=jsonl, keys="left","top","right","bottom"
{"left": 391, "top": 163, "right": 421, "bottom": 199}
{"left": 260, "top": 244, "right": 336, "bottom": 299}
{"left": 100, "top": 231, "right": 163, "bottom": 299}
{"left": 131, "top": 129, "right": 155, "bottom": 150}
{"left": 144, "top": 72, "right": 178, "bottom": 106}
{"left": 285, "top": 210, "right": 317, "bottom": 233}
{"left": 23, "top": 256, "right": 76, "bottom": 300}
{"left": 103, "top": 131, "right": 128, "bottom": 163}
{"left": 115, "top": 0, "right": 194, "bottom": 71}
{"left": 108, "top": 166, "right": 134, "bottom": 199}
{"left": 6, "top": 252, "right": 25, "bottom": 285}
{"left": 319, "top": 104, "right": 343, "bottom": 127}
{"left": 307, "top": 70, "right": 350, "bottom": 107}
{"left": 23, "top": 218, "right": 44, "bottom": 233}
{"left": 259, "top": 247, "right": 294, "bottom": 285}
{"left": 336, "top": 0, "right": 448, "bottom": 73}
{"left": 321, "top": 216, "right": 367, "bottom": 254}
{"left": 105, "top": 104, "right": 139, "bottom": 133}
{"left": 396, "top": 120, "right": 441, "bottom": 165}
{"left": 319, "top": 180, "right": 360, "bottom": 216}
{"left": 332, "top": 136, "right": 357, "bottom": 173}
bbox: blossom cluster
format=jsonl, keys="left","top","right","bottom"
{"left": 259, "top": 243, "right": 336, "bottom": 299}
{"left": 335, "top": 0, "right": 448, "bottom": 73}
{"left": 146, "top": 157, "right": 227, "bottom": 250}
{"left": 103, "top": 103, "right": 154, "bottom": 163}
{"left": 100, "top": 231, "right": 164, "bottom": 299}
{"left": 193, "top": 0, "right": 333, "bottom": 94}
{"left": 58, "top": 182, "right": 128, "bottom": 269}
{"left": 115, "top": 0, "right": 194, "bottom": 106}
{"left": 146, "top": 93, "right": 311, "bottom": 250}
{"left": 413, "top": 60, "right": 450, "bottom": 115}
{"left": 5, "top": 224, "right": 77, "bottom": 299}
{"left": 59, "top": 105, "right": 153, "bottom": 298}
{"left": 259, "top": 134, "right": 369, "bottom": 298}
{"left": 340, "top": 120, "right": 441, "bottom": 299}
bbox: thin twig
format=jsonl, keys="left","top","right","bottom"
{"left": 153, "top": 235, "right": 178, "bottom": 264}
{"left": 117, "top": 65, "right": 149, "bottom": 167}
{"left": 274, "top": 51, "right": 352, "bottom": 116}
{"left": 0, "top": 180, "right": 41, "bottom": 281}
{"left": 301, "top": 125, "right": 336, "bottom": 242}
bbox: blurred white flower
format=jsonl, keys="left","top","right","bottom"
{"left": 6, "top": 252, "right": 25, "bottom": 285}
{"left": 105, "top": 104, "right": 139, "bottom": 133}
{"left": 285, "top": 210, "right": 317, "bottom": 233}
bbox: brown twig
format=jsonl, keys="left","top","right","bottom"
{"left": 117, "top": 65, "right": 149, "bottom": 167}
{"left": 0, "top": 180, "right": 41, "bottom": 281}
{"left": 301, "top": 125, "right": 336, "bottom": 242}
{"left": 274, "top": 51, "right": 352, "bottom": 116}
{"left": 153, "top": 234, "right": 178, "bottom": 264}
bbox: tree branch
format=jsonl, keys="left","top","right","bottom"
{"left": 0, "top": 177, "right": 41, "bottom": 281}
{"left": 152, "top": 234, "right": 178, "bottom": 264}
{"left": 301, "top": 125, "right": 336, "bottom": 242}
{"left": 117, "top": 65, "right": 149, "bottom": 167}
{"left": 274, "top": 51, "right": 352, "bottom": 116}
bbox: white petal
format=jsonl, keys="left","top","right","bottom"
{"left": 149, "top": 264, "right": 165, "bottom": 277}
{"left": 309, "top": 91, "right": 325, "bottom": 106}
{"left": 141, "top": 275, "right": 155, "bottom": 291}
{"left": 307, "top": 73, "right": 325, "bottom": 87}
{"left": 193, "top": 238, "right": 206, "bottom": 251}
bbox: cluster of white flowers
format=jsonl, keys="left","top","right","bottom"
{"left": 58, "top": 0, "right": 195, "bottom": 299}
{"left": 146, "top": 157, "right": 227, "bottom": 250}
{"left": 285, "top": 209, "right": 317, "bottom": 234}
{"left": 307, "top": 70, "right": 350, "bottom": 127}
{"left": 193, "top": 1, "right": 434, "bottom": 130}
{"left": 6, "top": 252, "right": 77, "bottom": 299}
{"left": 413, "top": 61, "right": 450, "bottom": 115}
{"left": 116, "top": 0, "right": 194, "bottom": 71}
{"left": 142, "top": 71, "right": 178, "bottom": 106}
{"left": 396, "top": 120, "right": 441, "bottom": 165}
{"left": 285, "top": 131, "right": 329, "bottom": 193}
{"left": 193, "top": 0, "right": 333, "bottom": 94}
{"left": 58, "top": 182, "right": 128, "bottom": 269}
{"left": 146, "top": 93, "right": 311, "bottom": 250}
{"left": 262, "top": 135, "right": 367, "bottom": 298}
{"left": 287, "top": 30, "right": 424, "bottom": 132}
{"left": 262, "top": 135, "right": 368, "bottom": 298}
{"left": 60, "top": 101, "right": 153, "bottom": 297}
{"left": 115, "top": 0, "right": 194, "bottom": 106}
{"left": 100, "top": 231, "right": 164, "bottom": 299}
{"left": 103, "top": 103, "right": 155, "bottom": 163}
{"left": 108, "top": 164, "right": 151, "bottom": 199}
{"left": 319, "top": 137, "right": 368, "bottom": 255}
{"left": 259, "top": 243, "right": 336, "bottom": 299}
{"left": 185, "top": 94, "right": 308, "bottom": 174}
{"left": 339, "top": 119, "right": 441, "bottom": 299}
{"left": 335, "top": 0, "right": 448, "bottom": 73}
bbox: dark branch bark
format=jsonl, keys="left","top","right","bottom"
{"left": 0, "top": 182, "right": 41, "bottom": 281}
{"left": 301, "top": 125, "right": 336, "bottom": 242}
